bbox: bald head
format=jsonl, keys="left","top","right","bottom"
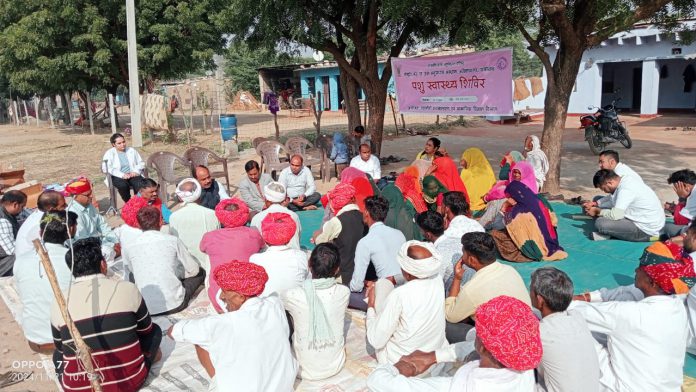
{"left": 289, "top": 154, "right": 304, "bottom": 175}
{"left": 195, "top": 165, "right": 213, "bottom": 189}
{"left": 407, "top": 245, "right": 433, "bottom": 260}
{"left": 38, "top": 190, "right": 66, "bottom": 212}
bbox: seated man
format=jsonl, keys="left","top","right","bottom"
{"left": 0, "top": 190, "right": 27, "bottom": 276}
{"left": 585, "top": 169, "right": 665, "bottom": 242}
{"left": 583, "top": 150, "right": 643, "bottom": 211}
{"left": 52, "top": 238, "right": 162, "bottom": 391}
{"left": 315, "top": 183, "right": 368, "bottom": 285}
{"left": 440, "top": 191, "right": 484, "bottom": 283}
{"left": 250, "top": 213, "right": 309, "bottom": 297}
{"left": 168, "top": 261, "right": 297, "bottom": 391}
{"left": 238, "top": 160, "right": 273, "bottom": 214}
{"left": 169, "top": 178, "right": 220, "bottom": 273}
{"left": 14, "top": 211, "right": 77, "bottom": 353}
{"left": 663, "top": 169, "right": 696, "bottom": 238}
{"left": 124, "top": 206, "right": 205, "bottom": 316}
{"left": 446, "top": 232, "right": 530, "bottom": 343}
{"left": 350, "top": 143, "right": 381, "bottom": 180}
{"left": 366, "top": 241, "right": 448, "bottom": 365}
{"left": 569, "top": 242, "right": 692, "bottom": 391}
{"left": 282, "top": 243, "right": 350, "bottom": 381}
{"left": 14, "top": 190, "right": 66, "bottom": 256}
{"left": 367, "top": 296, "right": 541, "bottom": 391}
{"left": 350, "top": 196, "right": 405, "bottom": 310}
{"left": 278, "top": 154, "right": 321, "bottom": 211}
{"left": 250, "top": 182, "right": 301, "bottom": 250}
{"left": 195, "top": 165, "right": 230, "bottom": 210}
{"left": 65, "top": 177, "right": 119, "bottom": 264}
{"left": 415, "top": 211, "right": 454, "bottom": 291}
{"left": 201, "top": 198, "right": 264, "bottom": 312}
{"left": 530, "top": 267, "right": 600, "bottom": 392}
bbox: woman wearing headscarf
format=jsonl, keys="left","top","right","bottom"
{"left": 459, "top": 148, "right": 496, "bottom": 212}
{"left": 422, "top": 175, "right": 448, "bottom": 212}
{"left": 382, "top": 184, "right": 423, "bottom": 241}
{"left": 330, "top": 132, "right": 350, "bottom": 177}
{"left": 524, "top": 135, "right": 549, "bottom": 192}
{"left": 394, "top": 169, "right": 428, "bottom": 214}
{"left": 426, "top": 156, "right": 469, "bottom": 202}
{"left": 491, "top": 181, "right": 567, "bottom": 262}
{"left": 498, "top": 150, "right": 525, "bottom": 180}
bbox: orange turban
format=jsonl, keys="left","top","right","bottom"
{"left": 215, "top": 198, "right": 250, "bottom": 228}
{"left": 213, "top": 260, "right": 268, "bottom": 297}
{"left": 639, "top": 241, "right": 696, "bottom": 295}
{"left": 327, "top": 183, "right": 356, "bottom": 213}
{"left": 64, "top": 177, "right": 92, "bottom": 195}
{"left": 261, "top": 212, "right": 296, "bottom": 246}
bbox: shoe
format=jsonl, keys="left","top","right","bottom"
{"left": 567, "top": 196, "right": 583, "bottom": 205}
{"left": 592, "top": 232, "right": 611, "bottom": 241}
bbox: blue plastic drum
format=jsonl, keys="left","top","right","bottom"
{"left": 220, "top": 114, "right": 238, "bottom": 141}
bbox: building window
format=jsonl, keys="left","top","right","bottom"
{"left": 660, "top": 65, "right": 669, "bottom": 79}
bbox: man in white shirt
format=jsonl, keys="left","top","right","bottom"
{"left": 250, "top": 182, "right": 301, "bottom": 250}
{"left": 663, "top": 169, "right": 696, "bottom": 238}
{"left": 415, "top": 211, "right": 455, "bottom": 291}
{"left": 530, "top": 267, "right": 600, "bottom": 392}
{"left": 250, "top": 212, "right": 309, "bottom": 297}
{"left": 585, "top": 169, "right": 665, "bottom": 241}
{"left": 124, "top": 206, "right": 204, "bottom": 316}
{"left": 278, "top": 154, "right": 321, "bottom": 211}
{"left": 583, "top": 150, "right": 643, "bottom": 210}
{"left": 238, "top": 160, "right": 273, "bottom": 214}
{"left": 350, "top": 143, "right": 381, "bottom": 180}
{"left": 14, "top": 190, "right": 66, "bottom": 256}
{"left": 367, "top": 295, "right": 542, "bottom": 392}
{"left": 169, "top": 260, "right": 297, "bottom": 391}
{"left": 195, "top": 165, "right": 230, "bottom": 210}
{"left": 282, "top": 243, "right": 349, "bottom": 380}
{"left": 13, "top": 211, "right": 76, "bottom": 352}
{"left": 350, "top": 196, "right": 406, "bottom": 310}
{"left": 169, "top": 178, "right": 220, "bottom": 273}
{"left": 570, "top": 241, "right": 691, "bottom": 392}
{"left": 366, "top": 241, "right": 448, "bottom": 365}
{"left": 440, "top": 192, "right": 484, "bottom": 286}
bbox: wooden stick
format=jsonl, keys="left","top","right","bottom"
{"left": 388, "top": 95, "right": 399, "bottom": 136}
{"left": 32, "top": 239, "right": 103, "bottom": 392}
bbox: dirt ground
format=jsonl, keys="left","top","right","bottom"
{"left": 1, "top": 112, "right": 696, "bottom": 390}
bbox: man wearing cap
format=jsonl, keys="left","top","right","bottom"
{"left": 169, "top": 178, "right": 220, "bottom": 273}
{"left": 201, "top": 198, "right": 264, "bottom": 313}
{"left": 315, "top": 183, "right": 368, "bottom": 286}
{"left": 168, "top": 261, "right": 297, "bottom": 391}
{"left": 570, "top": 241, "right": 692, "bottom": 392}
{"left": 238, "top": 160, "right": 273, "bottom": 214}
{"left": 367, "top": 295, "right": 541, "bottom": 391}
{"left": 250, "top": 182, "right": 301, "bottom": 250}
{"left": 194, "top": 165, "right": 230, "bottom": 210}
{"left": 250, "top": 213, "right": 309, "bottom": 297}
{"left": 365, "top": 241, "right": 448, "bottom": 366}
{"left": 278, "top": 154, "right": 321, "bottom": 211}
{"left": 65, "top": 177, "right": 119, "bottom": 265}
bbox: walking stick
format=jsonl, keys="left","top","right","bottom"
{"left": 32, "top": 239, "right": 103, "bottom": 392}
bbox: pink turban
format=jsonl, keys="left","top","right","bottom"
{"left": 215, "top": 198, "right": 250, "bottom": 228}
{"left": 213, "top": 260, "right": 268, "bottom": 297}
{"left": 475, "top": 296, "right": 542, "bottom": 371}
{"left": 327, "top": 183, "right": 356, "bottom": 213}
{"left": 261, "top": 212, "right": 296, "bottom": 246}
{"left": 121, "top": 196, "right": 149, "bottom": 228}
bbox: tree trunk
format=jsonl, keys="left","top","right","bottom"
{"left": 540, "top": 45, "right": 584, "bottom": 194}
{"left": 367, "top": 88, "right": 387, "bottom": 156}
{"left": 339, "top": 64, "right": 362, "bottom": 132}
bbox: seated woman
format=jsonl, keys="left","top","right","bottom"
{"left": 394, "top": 168, "right": 428, "bottom": 215}
{"left": 497, "top": 150, "right": 525, "bottom": 180}
{"left": 490, "top": 182, "right": 567, "bottom": 262}
{"left": 426, "top": 156, "right": 469, "bottom": 202}
{"left": 382, "top": 183, "right": 423, "bottom": 241}
{"left": 524, "top": 135, "right": 549, "bottom": 192}
{"left": 415, "top": 137, "right": 445, "bottom": 162}
{"left": 459, "top": 147, "right": 496, "bottom": 212}
{"left": 422, "top": 175, "right": 448, "bottom": 212}
{"left": 479, "top": 161, "right": 537, "bottom": 230}
{"left": 330, "top": 132, "right": 350, "bottom": 177}
{"left": 102, "top": 133, "right": 146, "bottom": 202}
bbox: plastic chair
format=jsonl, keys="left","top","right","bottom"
{"left": 256, "top": 140, "right": 290, "bottom": 179}
{"left": 314, "top": 135, "right": 335, "bottom": 183}
{"left": 101, "top": 160, "right": 149, "bottom": 214}
{"left": 285, "top": 136, "right": 322, "bottom": 177}
{"left": 184, "top": 147, "right": 234, "bottom": 193}
{"left": 146, "top": 152, "right": 192, "bottom": 203}
{"left": 252, "top": 136, "right": 273, "bottom": 150}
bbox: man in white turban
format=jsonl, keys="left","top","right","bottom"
{"left": 250, "top": 182, "right": 302, "bottom": 250}
{"left": 365, "top": 240, "right": 449, "bottom": 367}
{"left": 169, "top": 178, "right": 220, "bottom": 274}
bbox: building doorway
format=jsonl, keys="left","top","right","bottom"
{"left": 631, "top": 67, "right": 642, "bottom": 111}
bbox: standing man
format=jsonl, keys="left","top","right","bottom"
{"left": 585, "top": 169, "right": 665, "bottom": 241}
{"left": 195, "top": 165, "right": 230, "bottom": 210}
{"left": 278, "top": 154, "right": 321, "bottom": 211}
{"left": 350, "top": 144, "right": 381, "bottom": 181}
{"left": 14, "top": 190, "right": 66, "bottom": 256}
{"left": 0, "top": 190, "right": 27, "bottom": 276}
{"left": 238, "top": 160, "right": 273, "bottom": 214}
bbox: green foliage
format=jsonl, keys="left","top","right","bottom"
{"left": 456, "top": 29, "right": 542, "bottom": 78}
{"left": 0, "top": 0, "right": 226, "bottom": 95}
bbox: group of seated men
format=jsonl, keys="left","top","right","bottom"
{"left": 1, "top": 139, "right": 696, "bottom": 391}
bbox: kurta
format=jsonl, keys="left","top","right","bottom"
{"left": 169, "top": 203, "right": 220, "bottom": 273}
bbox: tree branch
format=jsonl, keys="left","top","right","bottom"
{"left": 321, "top": 39, "right": 368, "bottom": 86}
{"left": 587, "top": 0, "right": 671, "bottom": 46}
{"left": 540, "top": 0, "right": 582, "bottom": 50}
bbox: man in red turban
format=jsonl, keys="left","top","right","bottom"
{"left": 261, "top": 212, "right": 297, "bottom": 246}
{"left": 121, "top": 196, "right": 149, "bottom": 228}
{"left": 201, "top": 198, "right": 264, "bottom": 313}
{"left": 168, "top": 260, "right": 298, "bottom": 391}
{"left": 326, "top": 183, "right": 356, "bottom": 214}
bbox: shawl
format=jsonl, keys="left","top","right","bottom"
{"left": 486, "top": 161, "right": 538, "bottom": 202}
{"left": 432, "top": 157, "right": 469, "bottom": 202}
{"left": 422, "top": 175, "right": 448, "bottom": 205}
{"left": 395, "top": 170, "right": 428, "bottom": 213}
{"left": 459, "top": 148, "right": 496, "bottom": 211}
{"left": 382, "top": 184, "right": 422, "bottom": 241}
{"left": 302, "top": 278, "right": 338, "bottom": 349}
{"left": 505, "top": 181, "right": 563, "bottom": 256}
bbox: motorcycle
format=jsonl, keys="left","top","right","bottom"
{"left": 579, "top": 97, "right": 632, "bottom": 155}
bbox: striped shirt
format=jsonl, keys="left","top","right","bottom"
{"left": 51, "top": 274, "right": 155, "bottom": 391}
